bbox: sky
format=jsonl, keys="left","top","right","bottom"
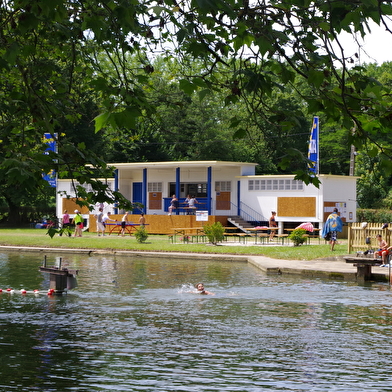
{"left": 338, "top": 20, "right": 392, "bottom": 65}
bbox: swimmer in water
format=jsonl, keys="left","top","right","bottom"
{"left": 195, "top": 283, "right": 214, "bottom": 295}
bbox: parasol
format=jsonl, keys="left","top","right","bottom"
{"left": 295, "top": 222, "right": 314, "bottom": 232}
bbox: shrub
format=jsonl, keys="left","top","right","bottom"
{"left": 288, "top": 228, "right": 307, "bottom": 246}
{"left": 134, "top": 226, "right": 148, "bottom": 243}
{"left": 203, "top": 222, "right": 225, "bottom": 245}
{"left": 357, "top": 209, "right": 392, "bottom": 223}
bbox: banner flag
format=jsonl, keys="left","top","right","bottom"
{"left": 308, "top": 116, "right": 319, "bottom": 175}
{"left": 43, "top": 133, "right": 57, "bottom": 188}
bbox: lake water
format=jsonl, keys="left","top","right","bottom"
{"left": 0, "top": 250, "right": 392, "bottom": 391}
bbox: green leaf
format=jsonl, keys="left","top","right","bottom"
{"left": 198, "top": 89, "right": 210, "bottom": 101}
{"left": 46, "top": 227, "right": 59, "bottom": 239}
{"left": 233, "top": 128, "right": 247, "bottom": 139}
{"left": 179, "top": 79, "right": 196, "bottom": 95}
{"left": 94, "top": 112, "right": 111, "bottom": 133}
{"left": 308, "top": 69, "right": 325, "bottom": 89}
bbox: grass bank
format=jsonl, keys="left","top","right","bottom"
{"left": 0, "top": 229, "right": 350, "bottom": 260}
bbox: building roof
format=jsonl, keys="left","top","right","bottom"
{"left": 110, "top": 161, "right": 257, "bottom": 169}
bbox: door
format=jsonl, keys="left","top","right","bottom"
{"left": 149, "top": 192, "right": 162, "bottom": 210}
{"left": 216, "top": 191, "right": 231, "bottom": 210}
{"left": 132, "top": 182, "right": 143, "bottom": 213}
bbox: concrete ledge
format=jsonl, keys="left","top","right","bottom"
{"left": 1, "top": 245, "right": 390, "bottom": 283}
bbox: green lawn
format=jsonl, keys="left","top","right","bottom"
{"left": 0, "top": 228, "right": 350, "bottom": 260}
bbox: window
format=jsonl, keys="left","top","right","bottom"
{"left": 248, "top": 179, "right": 304, "bottom": 191}
{"left": 169, "top": 183, "right": 207, "bottom": 197}
{"left": 215, "top": 181, "right": 231, "bottom": 192}
{"left": 148, "top": 182, "right": 162, "bottom": 192}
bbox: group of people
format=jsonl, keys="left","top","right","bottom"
{"left": 168, "top": 194, "right": 198, "bottom": 215}
{"left": 60, "top": 209, "right": 86, "bottom": 237}
{"left": 268, "top": 208, "right": 344, "bottom": 251}
{"left": 94, "top": 208, "right": 118, "bottom": 236}
{"left": 61, "top": 209, "right": 146, "bottom": 237}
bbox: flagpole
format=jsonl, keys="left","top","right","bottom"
{"left": 308, "top": 116, "right": 319, "bottom": 175}
{"left": 317, "top": 117, "right": 320, "bottom": 175}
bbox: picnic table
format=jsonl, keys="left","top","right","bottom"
{"left": 172, "top": 227, "right": 205, "bottom": 242}
{"left": 105, "top": 223, "right": 147, "bottom": 236}
{"left": 247, "top": 227, "right": 279, "bottom": 244}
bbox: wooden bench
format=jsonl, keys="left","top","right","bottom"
{"left": 344, "top": 256, "right": 383, "bottom": 282}
{"left": 276, "top": 234, "right": 289, "bottom": 245}
{"left": 223, "top": 232, "right": 247, "bottom": 243}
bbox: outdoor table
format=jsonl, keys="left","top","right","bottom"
{"left": 247, "top": 227, "right": 278, "bottom": 244}
{"left": 105, "top": 223, "right": 147, "bottom": 236}
{"left": 172, "top": 227, "right": 205, "bottom": 242}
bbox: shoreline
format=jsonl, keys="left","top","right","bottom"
{"left": 1, "top": 245, "right": 390, "bottom": 283}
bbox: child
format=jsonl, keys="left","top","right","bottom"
{"left": 374, "top": 234, "right": 389, "bottom": 266}
{"left": 121, "top": 211, "right": 129, "bottom": 236}
{"left": 195, "top": 283, "right": 214, "bottom": 295}
{"left": 72, "top": 210, "right": 84, "bottom": 237}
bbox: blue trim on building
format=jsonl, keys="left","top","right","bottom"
{"left": 142, "top": 168, "right": 147, "bottom": 213}
{"left": 207, "top": 166, "right": 212, "bottom": 215}
{"left": 175, "top": 167, "right": 180, "bottom": 215}
{"left": 237, "top": 180, "right": 241, "bottom": 216}
{"left": 114, "top": 169, "right": 119, "bottom": 214}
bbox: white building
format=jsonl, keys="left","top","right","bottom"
{"left": 56, "top": 161, "right": 357, "bottom": 231}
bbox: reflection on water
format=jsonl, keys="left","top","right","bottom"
{"left": 0, "top": 251, "right": 392, "bottom": 391}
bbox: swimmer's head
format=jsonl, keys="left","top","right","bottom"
{"left": 196, "top": 283, "right": 205, "bottom": 292}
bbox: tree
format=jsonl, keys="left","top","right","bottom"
{"left": 1, "top": 0, "right": 392, "bottom": 216}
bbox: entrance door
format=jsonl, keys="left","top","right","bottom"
{"left": 216, "top": 191, "right": 231, "bottom": 210}
{"left": 132, "top": 182, "right": 143, "bottom": 213}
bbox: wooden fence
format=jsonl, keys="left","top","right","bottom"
{"left": 348, "top": 223, "right": 391, "bottom": 253}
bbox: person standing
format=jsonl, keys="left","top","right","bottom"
{"left": 95, "top": 207, "right": 105, "bottom": 236}
{"left": 321, "top": 208, "right": 343, "bottom": 251}
{"left": 188, "top": 196, "right": 198, "bottom": 215}
{"left": 184, "top": 194, "right": 191, "bottom": 214}
{"left": 59, "top": 210, "right": 71, "bottom": 236}
{"left": 102, "top": 212, "right": 117, "bottom": 236}
{"left": 139, "top": 213, "right": 146, "bottom": 227}
{"left": 72, "top": 210, "right": 84, "bottom": 237}
{"left": 121, "top": 211, "right": 129, "bottom": 236}
{"left": 269, "top": 211, "right": 277, "bottom": 241}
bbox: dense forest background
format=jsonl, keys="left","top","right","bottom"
{"left": 1, "top": 1, "right": 392, "bottom": 223}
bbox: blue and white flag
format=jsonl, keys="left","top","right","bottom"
{"left": 43, "top": 133, "right": 57, "bottom": 188}
{"left": 308, "top": 116, "right": 319, "bottom": 175}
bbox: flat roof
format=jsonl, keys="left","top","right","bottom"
{"left": 110, "top": 161, "right": 257, "bottom": 169}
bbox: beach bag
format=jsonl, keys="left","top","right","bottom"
{"left": 324, "top": 232, "right": 331, "bottom": 241}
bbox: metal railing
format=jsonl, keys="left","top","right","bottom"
{"left": 210, "top": 200, "right": 267, "bottom": 225}
{"left": 239, "top": 201, "right": 268, "bottom": 225}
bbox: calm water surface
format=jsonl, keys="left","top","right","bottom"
{"left": 0, "top": 251, "right": 392, "bottom": 391}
